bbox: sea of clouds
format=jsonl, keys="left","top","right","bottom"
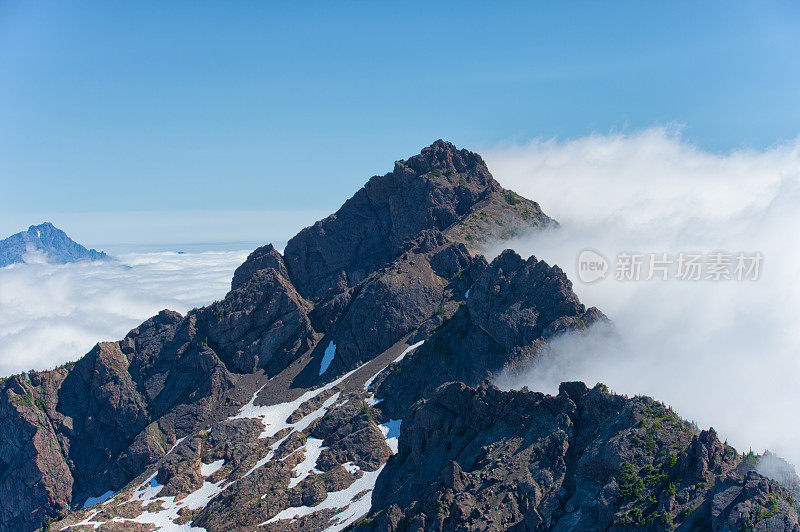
{"left": 0, "top": 250, "right": 249, "bottom": 377}
{"left": 3, "top": 128, "right": 799, "bottom": 468}
{"left": 483, "top": 127, "right": 800, "bottom": 466}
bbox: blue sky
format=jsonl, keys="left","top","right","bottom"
{"left": 1, "top": 1, "right": 798, "bottom": 245}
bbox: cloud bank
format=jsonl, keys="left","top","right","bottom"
{"left": 0, "top": 250, "right": 248, "bottom": 377}
{"left": 483, "top": 128, "right": 800, "bottom": 465}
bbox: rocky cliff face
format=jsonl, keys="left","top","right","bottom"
{"left": 2, "top": 141, "right": 794, "bottom": 532}
{"left": 1, "top": 141, "right": 555, "bottom": 531}
{"left": 0, "top": 222, "right": 107, "bottom": 267}
{"left": 282, "top": 139, "right": 552, "bottom": 302}
{"left": 360, "top": 381, "right": 800, "bottom": 532}
{"left": 371, "top": 248, "right": 605, "bottom": 420}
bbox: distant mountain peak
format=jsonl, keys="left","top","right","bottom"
{"left": 0, "top": 222, "right": 108, "bottom": 267}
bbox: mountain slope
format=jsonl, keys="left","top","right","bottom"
{"left": 4, "top": 141, "right": 793, "bottom": 532}
{"left": 0, "top": 222, "right": 107, "bottom": 267}
{"left": 1, "top": 141, "right": 556, "bottom": 531}
{"left": 359, "top": 381, "right": 800, "bottom": 531}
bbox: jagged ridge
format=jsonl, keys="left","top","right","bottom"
{"left": 359, "top": 381, "right": 800, "bottom": 531}
{"left": 0, "top": 141, "right": 553, "bottom": 531}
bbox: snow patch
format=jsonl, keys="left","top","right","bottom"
{"left": 319, "top": 341, "right": 336, "bottom": 375}
{"left": 264, "top": 464, "right": 385, "bottom": 527}
{"left": 262, "top": 412, "right": 405, "bottom": 528}
{"left": 82, "top": 490, "right": 114, "bottom": 508}
{"left": 391, "top": 340, "right": 425, "bottom": 365}
{"left": 129, "top": 473, "right": 164, "bottom": 502}
{"left": 61, "top": 509, "right": 104, "bottom": 530}
{"left": 166, "top": 436, "right": 186, "bottom": 456}
{"left": 342, "top": 462, "right": 360, "bottom": 474}
{"left": 288, "top": 438, "right": 326, "bottom": 488}
{"left": 379, "top": 419, "right": 402, "bottom": 454}
{"left": 200, "top": 459, "right": 224, "bottom": 477}
{"left": 230, "top": 366, "right": 358, "bottom": 439}
{"left": 117, "top": 472, "right": 224, "bottom": 530}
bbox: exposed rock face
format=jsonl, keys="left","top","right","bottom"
{"left": 373, "top": 249, "right": 605, "bottom": 419}
{"left": 2, "top": 141, "right": 556, "bottom": 531}
{"left": 283, "top": 139, "right": 552, "bottom": 302}
{"left": 230, "top": 243, "right": 289, "bottom": 291}
{"left": 359, "top": 381, "right": 800, "bottom": 532}
{"left": 3, "top": 140, "right": 792, "bottom": 532}
{"left": 0, "top": 310, "right": 237, "bottom": 531}
{"left": 0, "top": 221, "right": 108, "bottom": 267}
{"left": 201, "top": 249, "right": 316, "bottom": 375}
{"left": 328, "top": 230, "right": 479, "bottom": 373}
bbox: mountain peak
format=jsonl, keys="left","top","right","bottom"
{"left": 28, "top": 221, "right": 57, "bottom": 232}
{"left": 400, "top": 139, "right": 488, "bottom": 176}
{"left": 0, "top": 222, "right": 108, "bottom": 267}
{"left": 283, "top": 141, "right": 552, "bottom": 301}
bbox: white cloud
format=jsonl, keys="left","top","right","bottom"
{"left": 483, "top": 129, "right": 800, "bottom": 466}
{"left": 0, "top": 250, "right": 248, "bottom": 376}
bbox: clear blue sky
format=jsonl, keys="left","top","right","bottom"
{"left": 1, "top": 1, "right": 798, "bottom": 238}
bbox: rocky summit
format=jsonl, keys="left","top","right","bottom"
{"left": 0, "top": 222, "right": 108, "bottom": 267}
{"left": 0, "top": 141, "right": 795, "bottom": 532}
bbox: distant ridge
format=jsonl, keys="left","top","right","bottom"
{"left": 0, "top": 222, "right": 108, "bottom": 267}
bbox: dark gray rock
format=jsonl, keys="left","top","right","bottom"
{"left": 283, "top": 140, "right": 552, "bottom": 303}
{"left": 373, "top": 249, "right": 606, "bottom": 419}
{"left": 357, "top": 382, "right": 800, "bottom": 532}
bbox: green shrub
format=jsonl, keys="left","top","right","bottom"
{"left": 618, "top": 461, "right": 645, "bottom": 502}
{"left": 653, "top": 508, "right": 675, "bottom": 531}
{"left": 360, "top": 402, "right": 373, "bottom": 420}
{"left": 502, "top": 189, "right": 522, "bottom": 205}
{"left": 436, "top": 498, "right": 447, "bottom": 514}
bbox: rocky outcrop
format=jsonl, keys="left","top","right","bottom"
{"left": 372, "top": 249, "right": 605, "bottom": 419}
{"left": 283, "top": 140, "right": 552, "bottom": 302}
{"left": 0, "top": 309, "right": 238, "bottom": 531}
{"left": 327, "top": 230, "right": 479, "bottom": 374}
{"left": 201, "top": 250, "right": 316, "bottom": 376}
{"left": 0, "top": 221, "right": 107, "bottom": 267}
{"left": 358, "top": 381, "right": 800, "bottom": 532}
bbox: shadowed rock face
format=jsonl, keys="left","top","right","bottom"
{"left": 201, "top": 250, "right": 316, "bottom": 375}
{"left": 372, "top": 249, "right": 606, "bottom": 419}
{"left": 359, "top": 382, "right": 800, "bottom": 532}
{"left": 0, "top": 310, "right": 236, "bottom": 530}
